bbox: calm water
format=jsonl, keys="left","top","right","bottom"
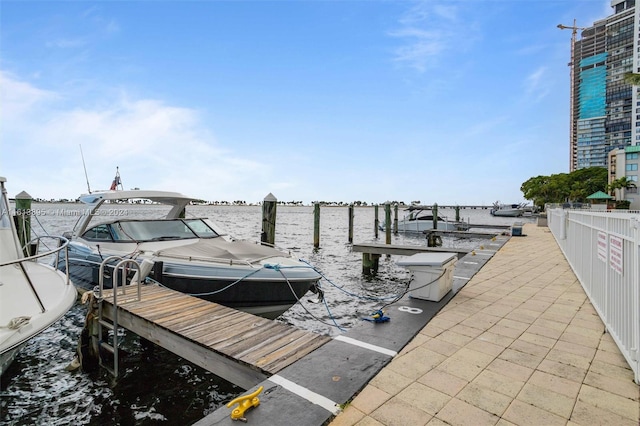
{"left": 1, "top": 204, "right": 533, "bottom": 425}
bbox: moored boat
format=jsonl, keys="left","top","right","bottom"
{"left": 381, "top": 206, "right": 467, "bottom": 233}
{"left": 490, "top": 202, "right": 525, "bottom": 217}
{"left": 0, "top": 177, "right": 77, "bottom": 375}
{"left": 58, "top": 188, "right": 321, "bottom": 319}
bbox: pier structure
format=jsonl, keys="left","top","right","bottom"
{"left": 79, "top": 212, "right": 640, "bottom": 425}
{"left": 95, "top": 285, "right": 330, "bottom": 389}
{"left": 329, "top": 223, "right": 639, "bottom": 426}
{"left": 194, "top": 235, "right": 511, "bottom": 425}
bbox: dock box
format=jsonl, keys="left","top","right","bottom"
{"left": 396, "top": 252, "right": 457, "bottom": 302}
{"left": 511, "top": 221, "right": 523, "bottom": 236}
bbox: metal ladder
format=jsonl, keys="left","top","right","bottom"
{"left": 97, "top": 256, "right": 143, "bottom": 378}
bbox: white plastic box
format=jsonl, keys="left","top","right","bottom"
{"left": 396, "top": 252, "right": 457, "bottom": 302}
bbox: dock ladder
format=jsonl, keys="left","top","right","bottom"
{"left": 96, "top": 256, "right": 145, "bottom": 378}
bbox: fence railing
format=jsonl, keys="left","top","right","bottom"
{"left": 548, "top": 208, "right": 640, "bottom": 383}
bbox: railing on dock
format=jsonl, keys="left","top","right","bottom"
{"left": 547, "top": 208, "right": 640, "bottom": 383}
{"left": 97, "top": 256, "right": 144, "bottom": 378}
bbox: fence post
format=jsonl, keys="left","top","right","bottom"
{"left": 632, "top": 216, "right": 640, "bottom": 383}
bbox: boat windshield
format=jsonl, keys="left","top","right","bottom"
{"left": 82, "top": 219, "right": 219, "bottom": 242}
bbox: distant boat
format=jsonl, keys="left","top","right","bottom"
{"left": 490, "top": 202, "right": 525, "bottom": 217}
{"left": 380, "top": 206, "right": 466, "bottom": 233}
{"left": 0, "top": 177, "right": 77, "bottom": 375}
{"left": 58, "top": 188, "right": 322, "bottom": 319}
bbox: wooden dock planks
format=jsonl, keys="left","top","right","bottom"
{"left": 100, "top": 284, "right": 330, "bottom": 389}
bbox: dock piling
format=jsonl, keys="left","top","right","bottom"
{"left": 14, "top": 191, "right": 32, "bottom": 256}
{"left": 432, "top": 203, "right": 438, "bottom": 230}
{"left": 261, "top": 193, "right": 277, "bottom": 246}
{"left": 313, "top": 203, "right": 320, "bottom": 248}
{"left": 374, "top": 205, "right": 379, "bottom": 239}
{"left": 384, "top": 204, "right": 391, "bottom": 245}
{"left": 393, "top": 204, "right": 398, "bottom": 234}
{"left": 348, "top": 204, "right": 354, "bottom": 243}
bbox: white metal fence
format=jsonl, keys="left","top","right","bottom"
{"left": 548, "top": 208, "right": 640, "bottom": 383}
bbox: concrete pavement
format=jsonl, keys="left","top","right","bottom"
{"left": 329, "top": 224, "right": 639, "bottom": 426}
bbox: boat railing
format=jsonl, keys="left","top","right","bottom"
{"left": 155, "top": 251, "right": 272, "bottom": 267}
{"left": 0, "top": 236, "right": 71, "bottom": 314}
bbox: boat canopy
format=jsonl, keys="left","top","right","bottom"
{"left": 75, "top": 190, "right": 197, "bottom": 237}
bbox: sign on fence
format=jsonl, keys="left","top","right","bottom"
{"left": 597, "top": 231, "right": 607, "bottom": 262}
{"left": 609, "top": 235, "right": 624, "bottom": 275}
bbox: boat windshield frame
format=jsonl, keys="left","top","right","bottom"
{"left": 81, "top": 218, "right": 220, "bottom": 243}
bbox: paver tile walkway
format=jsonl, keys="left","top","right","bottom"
{"left": 330, "top": 224, "right": 639, "bottom": 426}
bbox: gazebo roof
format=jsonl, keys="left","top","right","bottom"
{"left": 586, "top": 191, "right": 613, "bottom": 200}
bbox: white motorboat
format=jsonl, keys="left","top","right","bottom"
{"left": 381, "top": 206, "right": 464, "bottom": 233}
{"left": 59, "top": 189, "right": 321, "bottom": 319}
{"left": 0, "top": 177, "right": 77, "bottom": 375}
{"left": 490, "top": 202, "right": 525, "bottom": 217}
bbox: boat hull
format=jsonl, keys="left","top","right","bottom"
{"left": 60, "top": 246, "right": 320, "bottom": 320}
{"left": 490, "top": 209, "right": 524, "bottom": 217}
{"left": 0, "top": 264, "right": 77, "bottom": 376}
{"left": 383, "top": 220, "right": 460, "bottom": 233}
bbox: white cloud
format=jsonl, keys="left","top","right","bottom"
{"left": 524, "top": 66, "right": 550, "bottom": 101}
{"left": 0, "top": 72, "right": 272, "bottom": 202}
{"left": 389, "top": 2, "right": 473, "bottom": 72}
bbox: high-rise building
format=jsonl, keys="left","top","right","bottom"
{"left": 567, "top": 0, "right": 637, "bottom": 171}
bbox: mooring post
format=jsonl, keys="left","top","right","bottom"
{"left": 348, "top": 204, "right": 354, "bottom": 243}
{"left": 362, "top": 253, "right": 381, "bottom": 275}
{"left": 313, "top": 203, "right": 320, "bottom": 248}
{"left": 393, "top": 204, "right": 398, "bottom": 234}
{"left": 384, "top": 203, "right": 391, "bottom": 245}
{"left": 455, "top": 205, "right": 460, "bottom": 222}
{"left": 261, "top": 193, "right": 277, "bottom": 246}
{"left": 374, "top": 205, "right": 379, "bottom": 238}
{"left": 432, "top": 203, "right": 438, "bottom": 230}
{"left": 15, "top": 191, "right": 32, "bottom": 256}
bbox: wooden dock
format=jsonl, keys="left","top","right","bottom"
{"left": 352, "top": 243, "right": 471, "bottom": 258}
{"left": 99, "top": 285, "right": 331, "bottom": 389}
{"left": 424, "top": 229, "right": 502, "bottom": 239}
{"left": 351, "top": 243, "right": 471, "bottom": 274}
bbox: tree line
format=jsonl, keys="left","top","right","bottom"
{"left": 521, "top": 167, "right": 637, "bottom": 209}
{"left": 521, "top": 167, "right": 607, "bottom": 208}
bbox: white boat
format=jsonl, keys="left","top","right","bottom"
{"left": 381, "top": 206, "right": 464, "bottom": 233}
{"left": 59, "top": 189, "right": 322, "bottom": 319}
{"left": 490, "top": 202, "right": 525, "bottom": 217}
{"left": 0, "top": 177, "right": 77, "bottom": 375}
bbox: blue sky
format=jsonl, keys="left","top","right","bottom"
{"left": 1, "top": 1, "right": 612, "bottom": 205}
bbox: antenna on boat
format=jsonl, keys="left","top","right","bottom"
{"left": 79, "top": 144, "right": 92, "bottom": 194}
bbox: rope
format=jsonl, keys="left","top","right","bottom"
{"left": 2, "top": 316, "right": 31, "bottom": 329}
{"left": 275, "top": 269, "right": 347, "bottom": 332}
{"left": 145, "top": 266, "right": 264, "bottom": 297}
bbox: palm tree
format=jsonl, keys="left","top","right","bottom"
{"left": 608, "top": 176, "right": 637, "bottom": 199}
